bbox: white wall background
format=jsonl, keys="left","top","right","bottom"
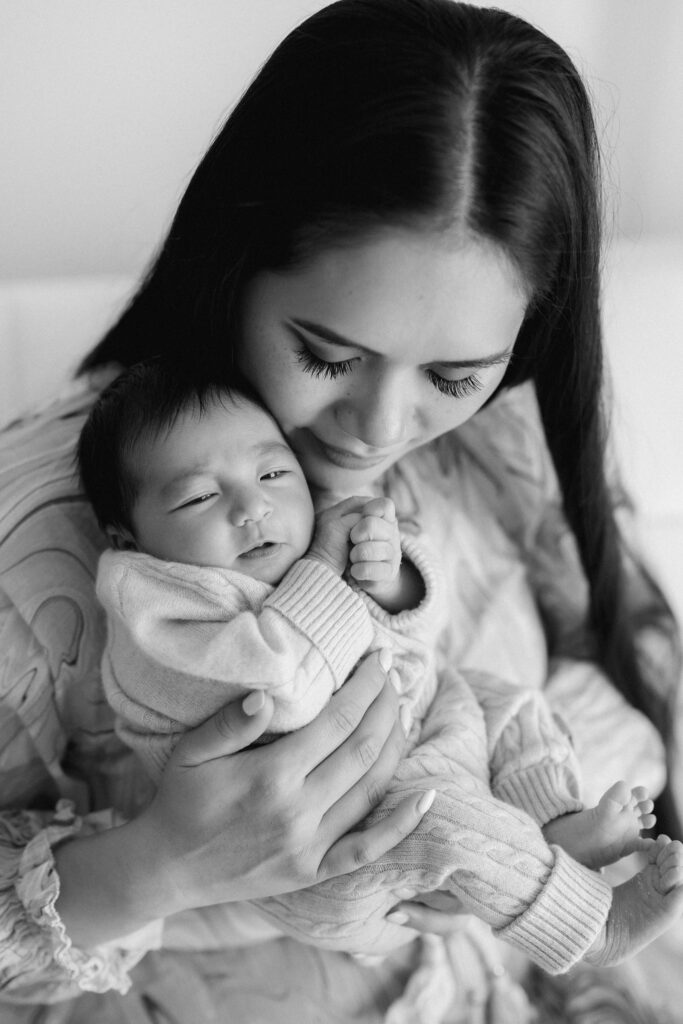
{"left": 1, "top": 0, "right": 682, "bottom": 280}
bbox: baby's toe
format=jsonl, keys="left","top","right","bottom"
{"left": 639, "top": 812, "right": 657, "bottom": 831}
{"left": 601, "top": 780, "right": 631, "bottom": 812}
{"left": 632, "top": 785, "right": 650, "bottom": 803}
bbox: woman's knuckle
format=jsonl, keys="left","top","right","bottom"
{"left": 250, "top": 770, "right": 285, "bottom": 809}
{"left": 351, "top": 838, "right": 373, "bottom": 868}
{"left": 213, "top": 708, "right": 237, "bottom": 741}
{"left": 331, "top": 701, "right": 361, "bottom": 736}
{"left": 363, "top": 776, "right": 385, "bottom": 810}
{"left": 355, "top": 735, "right": 380, "bottom": 771}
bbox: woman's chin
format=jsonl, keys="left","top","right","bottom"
{"left": 302, "top": 457, "right": 385, "bottom": 499}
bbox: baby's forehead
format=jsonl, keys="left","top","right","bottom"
{"left": 142, "top": 388, "right": 282, "bottom": 443}
{"left": 130, "top": 390, "right": 294, "bottom": 478}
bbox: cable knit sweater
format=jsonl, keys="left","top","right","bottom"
{"left": 0, "top": 374, "right": 672, "bottom": 1016}
{"left": 97, "top": 534, "right": 443, "bottom": 780}
{"left": 96, "top": 513, "right": 606, "bottom": 969}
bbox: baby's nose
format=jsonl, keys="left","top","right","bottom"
{"left": 229, "top": 488, "right": 272, "bottom": 526}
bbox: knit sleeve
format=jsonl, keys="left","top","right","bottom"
{"left": 0, "top": 801, "right": 162, "bottom": 1003}
{"left": 99, "top": 552, "right": 375, "bottom": 768}
{"left": 255, "top": 667, "right": 612, "bottom": 972}
{"left": 354, "top": 533, "right": 445, "bottom": 720}
{"left": 467, "top": 670, "right": 583, "bottom": 826}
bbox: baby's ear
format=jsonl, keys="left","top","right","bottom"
{"left": 106, "top": 524, "right": 138, "bottom": 552}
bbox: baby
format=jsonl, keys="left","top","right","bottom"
{"left": 77, "top": 360, "right": 683, "bottom": 970}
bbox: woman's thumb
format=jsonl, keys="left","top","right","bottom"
{"left": 174, "top": 691, "right": 275, "bottom": 765}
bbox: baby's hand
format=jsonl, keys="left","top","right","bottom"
{"left": 348, "top": 498, "right": 401, "bottom": 597}
{"left": 307, "top": 496, "right": 368, "bottom": 575}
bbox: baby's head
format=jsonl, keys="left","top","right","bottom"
{"left": 77, "top": 361, "right": 315, "bottom": 584}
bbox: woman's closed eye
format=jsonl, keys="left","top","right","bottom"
{"left": 425, "top": 369, "right": 484, "bottom": 399}
{"left": 295, "top": 341, "right": 484, "bottom": 398}
{"left": 295, "top": 344, "right": 354, "bottom": 380}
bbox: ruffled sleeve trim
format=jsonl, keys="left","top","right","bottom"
{"left": 12, "top": 800, "right": 162, "bottom": 995}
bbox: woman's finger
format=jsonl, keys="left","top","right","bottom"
{"left": 277, "top": 649, "right": 394, "bottom": 775}
{"left": 173, "top": 691, "right": 275, "bottom": 766}
{"left": 385, "top": 895, "right": 468, "bottom": 936}
{"left": 306, "top": 668, "right": 400, "bottom": 812}
{"left": 317, "top": 704, "right": 408, "bottom": 840}
{"left": 318, "top": 790, "right": 435, "bottom": 880}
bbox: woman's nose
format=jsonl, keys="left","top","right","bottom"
{"left": 339, "top": 370, "right": 412, "bottom": 449}
{"left": 229, "top": 487, "right": 272, "bottom": 526}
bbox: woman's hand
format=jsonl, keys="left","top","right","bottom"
{"left": 130, "top": 649, "right": 428, "bottom": 917}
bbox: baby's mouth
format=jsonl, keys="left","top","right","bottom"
{"left": 240, "top": 541, "right": 281, "bottom": 560}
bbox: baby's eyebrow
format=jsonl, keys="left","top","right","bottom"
{"left": 288, "top": 318, "right": 513, "bottom": 369}
{"left": 160, "top": 467, "right": 211, "bottom": 498}
{"left": 160, "top": 443, "right": 293, "bottom": 499}
{"left": 254, "top": 439, "right": 294, "bottom": 458}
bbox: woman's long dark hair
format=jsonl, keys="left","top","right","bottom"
{"left": 80, "top": 0, "right": 681, "bottom": 833}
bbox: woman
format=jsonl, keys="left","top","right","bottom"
{"left": 1, "top": 0, "right": 680, "bottom": 1020}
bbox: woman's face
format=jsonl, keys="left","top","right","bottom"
{"left": 237, "top": 229, "right": 529, "bottom": 496}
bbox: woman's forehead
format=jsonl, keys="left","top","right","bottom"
{"left": 250, "top": 228, "right": 529, "bottom": 364}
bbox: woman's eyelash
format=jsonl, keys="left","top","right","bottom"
{"left": 296, "top": 341, "right": 484, "bottom": 399}
{"left": 425, "top": 370, "right": 484, "bottom": 399}
{"left": 295, "top": 346, "right": 353, "bottom": 380}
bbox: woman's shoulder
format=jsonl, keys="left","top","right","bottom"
{"left": 0, "top": 370, "right": 118, "bottom": 807}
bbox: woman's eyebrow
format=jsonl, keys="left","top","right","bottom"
{"left": 288, "top": 318, "right": 513, "bottom": 369}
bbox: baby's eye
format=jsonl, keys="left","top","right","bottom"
{"left": 176, "top": 493, "right": 216, "bottom": 509}
{"left": 260, "top": 470, "right": 288, "bottom": 481}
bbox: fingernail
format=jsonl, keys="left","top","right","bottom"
{"left": 399, "top": 703, "right": 412, "bottom": 737}
{"left": 378, "top": 648, "right": 393, "bottom": 672}
{"left": 389, "top": 668, "right": 402, "bottom": 694}
{"left": 242, "top": 691, "right": 266, "bottom": 716}
{"left": 417, "top": 789, "right": 436, "bottom": 815}
{"left": 386, "top": 911, "right": 409, "bottom": 926}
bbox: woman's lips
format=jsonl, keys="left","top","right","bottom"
{"left": 313, "top": 436, "right": 395, "bottom": 470}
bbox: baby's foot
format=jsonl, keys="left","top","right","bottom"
{"left": 543, "top": 780, "right": 656, "bottom": 869}
{"left": 587, "top": 834, "right": 683, "bottom": 966}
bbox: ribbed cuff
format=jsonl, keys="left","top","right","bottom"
{"left": 358, "top": 534, "right": 443, "bottom": 633}
{"left": 496, "top": 846, "right": 611, "bottom": 974}
{"left": 265, "top": 558, "right": 374, "bottom": 685}
{"left": 494, "top": 763, "right": 583, "bottom": 827}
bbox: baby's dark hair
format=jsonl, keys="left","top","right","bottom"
{"left": 77, "top": 360, "right": 266, "bottom": 533}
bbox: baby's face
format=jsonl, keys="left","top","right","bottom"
{"left": 127, "top": 394, "right": 315, "bottom": 584}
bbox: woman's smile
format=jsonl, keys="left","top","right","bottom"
{"left": 238, "top": 228, "right": 528, "bottom": 494}
{"left": 310, "top": 433, "right": 402, "bottom": 470}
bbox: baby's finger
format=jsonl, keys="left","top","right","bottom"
{"left": 350, "top": 560, "right": 394, "bottom": 582}
{"left": 350, "top": 515, "right": 395, "bottom": 544}
{"left": 349, "top": 540, "right": 396, "bottom": 566}
{"left": 318, "top": 790, "right": 434, "bottom": 881}
{"left": 358, "top": 497, "right": 397, "bottom": 522}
